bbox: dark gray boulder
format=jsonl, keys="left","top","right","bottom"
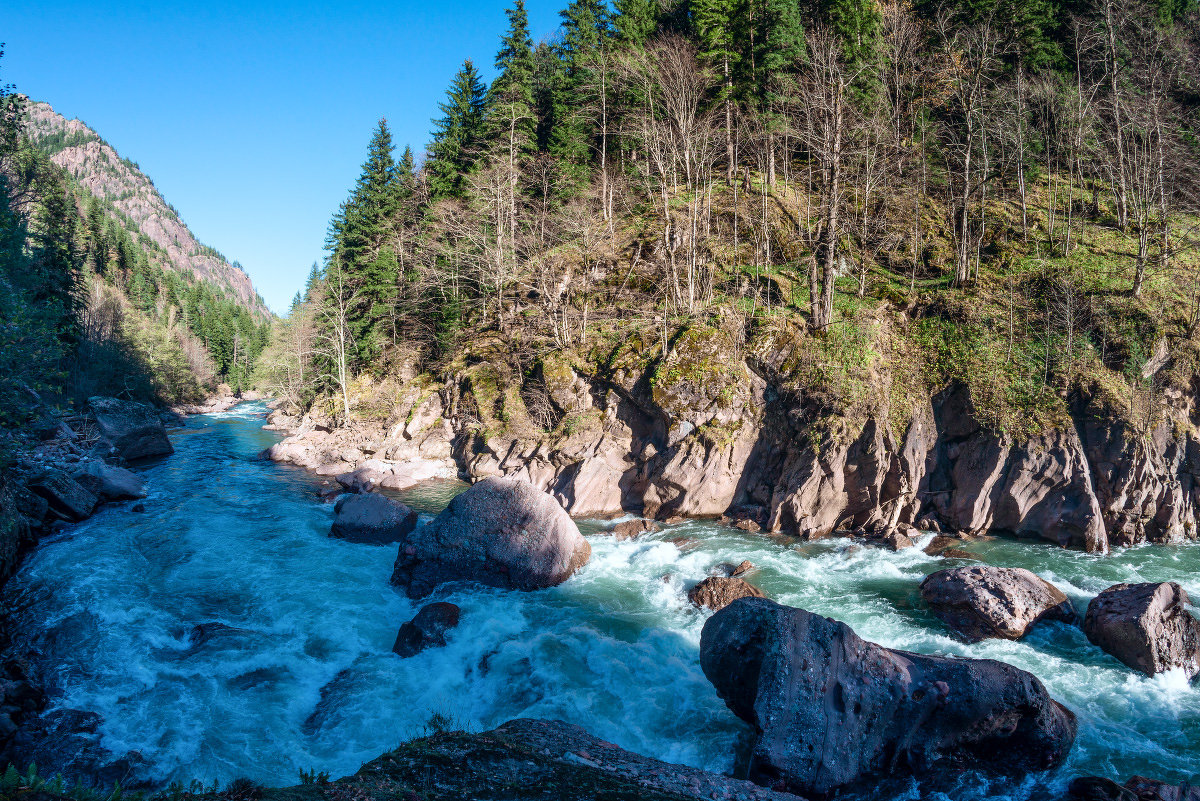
{"left": 390, "top": 476, "right": 590, "bottom": 599}
{"left": 688, "top": 576, "right": 766, "bottom": 611}
{"left": 331, "top": 493, "right": 418, "bottom": 545}
{"left": 1070, "top": 776, "right": 1200, "bottom": 801}
{"left": 920, "top": 565, "right": 1075, "bottom": 641}
{"left": 72, "top": 462, "right": 146, "bottom": 502}
{"left": 1083, "top": 582, "right": 1200, "bottom": 678}
{"left": 392, "top": 602, "right": 461, "bottom": 657}
{"left": 88, "top": 397, "right": 173, "bottom": 460}
{"left": 26, "top": 470, "right": 98, "bottom": 522}
{"left": 699, "top": 597, "right": 1077, "bottom": 797}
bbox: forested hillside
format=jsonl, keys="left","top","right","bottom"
{"left": 24, "top": 101, "right": 270, "bottom": 318}
{"left": 263, "top": 0, "right": 1200, "bottom": 448}
{"left": 0, "top": 53, "right": 271, "bottom": 440}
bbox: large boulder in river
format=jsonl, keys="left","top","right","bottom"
{"left": 331, "top": 493, "right": 418, "bottom": 545}
{"left": 71, "top": 462, "right": 146, "bottom": 502}
{"left": 88, "top": 397, "right": 173, "bottom": 460}
{"left": 392, "top": 602, "right": 461, "bottom": 657}
{"left": 920, "top": 565, "right": 1075, "bottom": 641}
{"left": 26, "top": 470, "right": 98, "bottom": 522}
{"left": 699, "top": 597, "right": 1077, "bottom": 797}
{"left": 688, "top": 576, "right": 766, "bottom": 611}
{"left": 389, "top": 476, "right": 590, "bottom": 599}
{"left": 1083, "top": 582, "right": 1200, "bottom": 679}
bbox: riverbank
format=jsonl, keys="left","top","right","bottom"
{"left": 0, "top": 391, "right": 256, "bottom": 783}
{"left": 0, "top": 401, "right": 1197, "bottom": 799}
{"left": 260, "top": 331, "right": 1200, "bottom": 557}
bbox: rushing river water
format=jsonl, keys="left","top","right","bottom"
{"left": 5, "top": 401, "right": 1200, "bottom": 797}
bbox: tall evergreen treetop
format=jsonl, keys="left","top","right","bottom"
{"left": 612, "top": 0, "right": 660, "bottom": 45}
{"left": 486, "top": 0, "right": 538, "bottom": 154}
{"left": 427, "top": 60, "right": 488, "bottom": 199}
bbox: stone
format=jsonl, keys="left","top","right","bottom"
{"left": 331, "top": 493, "right": 419, "bottom": 545}
{"left": 336, "top": 466, "right": 389, "bottom": 493}
{"left": 699, "top": 597, "right": 1077, "bottom": 796}
{"left": 711, "top": 560, "right": 755, "bottom": 578}
{"left": 610, "top": 519, "right": 657, "bottom": 541}
{"left": 924, "top": 535, "right": 962, "bottom": 556}
{"left": 687, "top": 576, "right": 767, "bottom": 611}
{"left": 1083, "top": 582, "right": 1200, "bottom": 678}
{"left": 389, "top": 477, "right": 590, "bottom": 599}
{"left": 71, "top": 462, "right": 146, "bottom": 502}
{"left": 392, "top": 602, "right": 461, "bottom": 657}
{"left": 1067, "top": 777, "right": 1139, "bottom": 801}
{"left": 866, "top": 528, "right": 914, "bottom": 551}
{"left": 1123, "top": 776, "right": 1200, "bottom": 801}
{"left": 920, "top": 566, "right": 1075, "bottom": 641}
{"left": 347, "top": 718, "right": 799, "bottom": 801}
{"left": 12, "top": 485, "right": 48, "bottom": 525}
{"left": 26, "top": 470, "right": 97, "bottom": 522}
{"left": 88, "top": 396, "right": 173, "bottom": 461}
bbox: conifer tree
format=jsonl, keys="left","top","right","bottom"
{"left": 693, "top": 0, "right": 744, "bottom": 178}
{"left": 755, "top": 0, "right": 806, "bottom": 184}
{"left": 549, "top": 0, "right": 611, "bottom": 174}
{"left": 821, "top": 0, "right": 881, "bottom": 73}
{"left": 327, "top": 119, "right": 403, "bottom": 362}
{"left": 397, "top": 146, "right": 417, "bottom": 199}
{"left": 427, "top": 60, "right": 488, "bottom": 199}
{"left": 612, "top": 0, "right": 660, "bottom": 45}
{"left": 486, "top": 0, "right": 538, "bottom": 158}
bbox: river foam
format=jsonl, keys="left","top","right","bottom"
{"left": 5, "top": 401, "right": 1200, "bottom": 796}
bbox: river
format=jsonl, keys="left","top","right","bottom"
{"left": 4, "top": 401, "right": 1199, "bottom": 797}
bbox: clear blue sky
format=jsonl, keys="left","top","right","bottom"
{"left": 2, "top": 0, "right": 565, "bottom": 313}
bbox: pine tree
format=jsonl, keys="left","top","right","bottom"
{"left": 693, "top": 0, "right": 744, "bottom": 178}
{"left": 397, "top": 146, "right": 417, "bottom": 199}
{"left": 822, "top": 0, "right": 881, "bottom": 74}
{"left": 755, "top": 0, "right": 806, "bottom": 184}
{"left": 85, "top": 197, "right": 109, "bottom": 275}
{"left": 327, "top": 119, "right": 403, "bottom": 362}
{"left": 486, "top": 0, "right": 538, "bottom": 158}
{"left": 33, "top": 168, "right": 83, "bottom": 344}
{"left": 612, "top": 0, "right": 660, "bottom": 45}
{"left": 549, "top": 0, "right": 611, "bottom": 175}
{"left": 427, "top": 60, "right": 488, "bottom": 199}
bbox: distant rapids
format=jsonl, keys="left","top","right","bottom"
{"left": 4, "top": 401, "right": 1199, "bottom": 797}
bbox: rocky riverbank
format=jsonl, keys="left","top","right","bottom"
{"left": 0, "top": 392, "right": 242, "bottom": 783}
{"left": 262, "top": 324, "right": 1200, "bottom": 556}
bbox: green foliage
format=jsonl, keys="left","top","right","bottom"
{"left": 612, "top": 0, "right": 660, "bottom": 45}
{"left": 486, "top": 0, "right": 538, "bottom": 158}
{"left": 427, "top": 61, "right": 488, "bottom": 200}
{"left": 297, "top": 769, "right": 330, "bottom": 786}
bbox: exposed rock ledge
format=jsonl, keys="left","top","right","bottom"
{"left": 262, "top": 339, "right": 1200, "bottom": 554}
{"left": 264, "top": 719, "right": 801, "bottom": 801}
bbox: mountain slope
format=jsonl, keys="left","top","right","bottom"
{"left": 24, "top": 100, "right": 269, "bottom": 318}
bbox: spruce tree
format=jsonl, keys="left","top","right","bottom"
{"left": 427, "top": 60, "right": 488, "bottom": 200}
{"left": 397, "top": 145, "right": 417, "bottom": 199}
{"left": 486, "top": 0, "right": 538, "bottom": 158}
{"left": 693, "top": 0, "right": 745, "bottom": 177}
{"left": 327, "top": 119, "right": 403, "bottom": 362}
{"left": 821, "top": 0, "right": 881, "bottom": 74}
{"left": 549, "top": 0, "right": 610, "bottom": 175}
{"left": 612, "top": 0, "right": 659, "bottom": 45}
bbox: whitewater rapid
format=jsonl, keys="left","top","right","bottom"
{"left": 5, "top": 401, "right": 1199, "bottom": 797}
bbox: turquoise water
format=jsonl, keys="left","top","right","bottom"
{"left": 5, "top": 401, "right": 1199, "bottom": 796}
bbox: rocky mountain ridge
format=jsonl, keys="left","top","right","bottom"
{"left": 23, "top": 99, "right": 269, "bottom": 318}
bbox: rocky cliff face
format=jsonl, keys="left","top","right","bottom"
{"left": 268, "top": 326, "right": 1200, "bottom": 556}
{"left": 23, "top": 100, "right": 269, "bottom": 318}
